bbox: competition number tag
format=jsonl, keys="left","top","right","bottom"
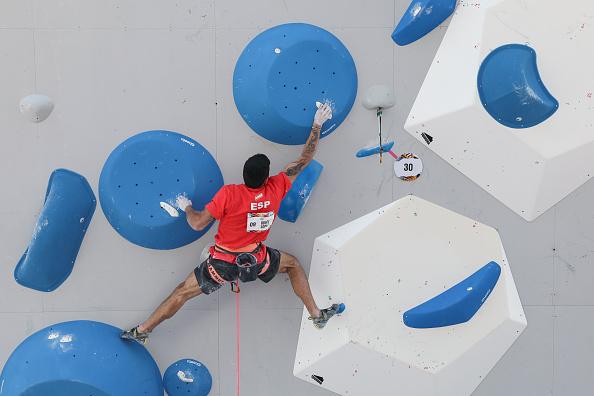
{"left": 247, "top": 212, "right": 275, "bottom": 232}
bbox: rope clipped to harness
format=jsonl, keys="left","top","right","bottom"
{"left": 235, "top": 253, "right": 259, "bottom": 283}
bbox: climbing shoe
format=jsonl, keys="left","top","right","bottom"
{"left": 310, "top": 303, "right": 346, "bottom": 330}
{"left": 121, "top": 326, "right": 150, "bottom": 344}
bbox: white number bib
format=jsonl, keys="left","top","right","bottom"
{"left": 246, "top": 212, "right": 275, "bottom": 232}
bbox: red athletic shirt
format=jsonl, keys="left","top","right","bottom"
{"left": 205, "top": 172, "right": 292, "bottom": 249}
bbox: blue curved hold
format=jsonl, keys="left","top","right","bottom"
{"left": 99, "top": 130, "right": 224, "bottom": 250}
{"left": 14, "top": 169, "right": 96, "bottom": 292}
{"left": 0, "top": 320, "right": 163, "bottom": 395}
{"left": 403, "top": 261, "right": 501, "bottom": 329}
{"left": 392, "top": 0, "right": 456, "bottom": 46}
{"left": 164, "top": 359, "right": 212, "bottom": 396}
{"left": 233, "top": 23, "right": 358, "bottom": 145}
{"left": 278, "top": 160, "right": 323, "bottom": 223}
{"left": 356, "top": 141, "right": 395, "bottom": 158}
{"left": 337, "top": 303, "right": 346, "bottom": 314}
{"left": 478, "top": 44, "right": 559, "bottom": 129}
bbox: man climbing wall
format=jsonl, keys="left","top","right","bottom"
{"left": 122, "top": 104, "right": 342, "bottom": 343}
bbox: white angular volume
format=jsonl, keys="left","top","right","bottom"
{"left": 294, "top": 195, "right": 526, "bottom": 396}
{"left": 405, "top": 0, "right": 594, "bottom": 221}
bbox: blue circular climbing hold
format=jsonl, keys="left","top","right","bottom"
{"left": 233, "top": 23, "right": 358, "bottom": 145}
{"left": 164, "top": 359, "right": 213, "bottom": 396}
{"left": 99, "top": 130, "right": 224, "bottom": 250}
{"left": 0, "top": 320, "right": 163, "bottom": 395}
{"left": 337, "top": 303, "right": 346, "bottom": 314}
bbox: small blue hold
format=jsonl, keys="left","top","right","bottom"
{"left": 337, "top": 303, "right": 346, "bottom": 314}
{"left": 356, "top": 141, "right": 394, "bottom": 158}
{"left": 392, "top": 0, "right": 457, "bottom": 46}
{"left": 164, "top": 359, "right": 212, "bottom": 396}
{"left": 478, "top": 44, "right": 558, "bottom": 129}
{"left": 403, "top": 261, "right": 501, "bottom": 329}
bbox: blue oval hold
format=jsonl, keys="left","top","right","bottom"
{"left": 403, "top": 261, "right": 501, "bottom": 329}
{"left": 99, "top": 130, "right": 224, "bottom": 250}
{"left": 0, "top": 320, "right": 163, "bottom": 396}
{"left": 14, "top": 169, "right": 96, "bottom": 292}
{"left": 392, "top": 0, "right": 456, "bottom": 46}
{"left": 163, "top": 358, "right": 212, "bottom": 396}
{"left": 478, "top": 44, "right": 558, "bottom": 129}
{"left": 278, "top": 159, "right": 323, "bottom": 223}
{"left": 233, "top": 23, "right": 358, "bottom": 145}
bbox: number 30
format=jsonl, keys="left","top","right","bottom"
{"left": 404, "top": 163, "right": 413, "bottom": 172}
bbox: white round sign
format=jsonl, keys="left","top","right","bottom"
{"left": 394, "top": 153, "right": 423, "bottom": 181}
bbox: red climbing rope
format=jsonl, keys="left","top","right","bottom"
{"left": 232, "top": 282, "right": 241, "bottom": 396}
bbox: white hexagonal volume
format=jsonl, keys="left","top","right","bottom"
{"left": 405, "top": 0, "right": 594, "bottom": 221}
{"left": 294, "top": 195, "right": 526, "bottom": 396}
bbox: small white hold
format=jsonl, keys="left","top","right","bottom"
{"left": 48, "top": 332, "right": 60, "bottom": 340}
{"left": 160, "top": 201, "right": 179, "bottom": 217}
{"left": 274, "top": 47, "right": 281, "bottom": 54}
{"left": 79, "top": 217, "right": 85, "bottom": 223}
{"left": 177, "top": 370, "right": 194, "bottom": 383}
{"left": 362, "top": 85, "right": 395, "bottom": 110}
{"left": 19, "top": 94, "right": 54, "bottom": 123}
{"left": 466, "top": 287, "right": 473, "bottom": 291}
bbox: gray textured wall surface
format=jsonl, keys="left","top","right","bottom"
{"left": 0, "top": 1, "right": 586, "bottom": 395}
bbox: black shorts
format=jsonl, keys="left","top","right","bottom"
{"left": 194, "top": 247, "right": 281, "bottom": 295}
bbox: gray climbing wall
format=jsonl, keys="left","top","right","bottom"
{"left": 0, "top": 1, "right": 587, "bottom": 395}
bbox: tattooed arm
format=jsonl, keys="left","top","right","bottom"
{"left": 283, "top": 104, "right": 332, "bottom": 182}
{"left": 185, "top": 207, "right": 215, "bottom": 231}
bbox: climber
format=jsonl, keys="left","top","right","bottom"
{"left": 122, "top": 104, "right": 342, "bottom": 343}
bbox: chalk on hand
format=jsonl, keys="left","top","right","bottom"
{"left": 160, "top": 201, "right": 180, "bottom": 217}
{"left": 315, "top": 101, "right": 333, "bottom": 119}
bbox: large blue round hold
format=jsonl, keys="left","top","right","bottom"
{"left": 233, "top": 23, "right": 358, "bottom": 145}
{"left": 99, "top": 130, "right": 224, "bottom": 250}
{"left": 0, "top": 320, "right": 163, "bottom": 396}
{"left": 164, "top": 358, "right": 212, "bottom": 396}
